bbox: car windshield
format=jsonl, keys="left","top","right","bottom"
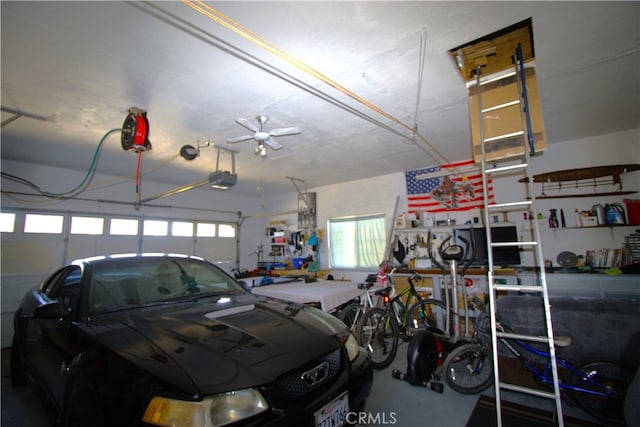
{"left": 89, "top": 257, "right": 245, "bottom": 312}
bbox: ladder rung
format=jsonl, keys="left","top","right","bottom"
{"left": 493, "top": 285, "right": 542, "bottom": 292}
{"left": 497, "top": 331, "right": 553, "bottom": 344}
{"left": 491, "top": 241, "right": 536, "bottom": 248}
{"left": 484, "top": 163, "right": 528, "bottom": 175}
{"left": 483, "top": 131, "right": 524, "bottom": 143}
{"left": 499, "top": 382, "right": 557, "bottom": 400}
{"left": 488, "top": 200, "right": 532, "bottom": 209}
{"left": 482, "top": 99, "right": 520, "bottom": 113}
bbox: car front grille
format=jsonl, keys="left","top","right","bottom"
{"left": 275, "top": 348, "right": 342, "bottom": 400}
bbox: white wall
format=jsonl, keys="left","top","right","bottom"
{"left": 266, "top": 128, "right": 640, "bottom": 281}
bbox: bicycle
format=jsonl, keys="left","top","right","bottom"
{"left": 337, "top": 263, "right": 397, "bottom": 332}
{"left": 356, "top": 269, "right": 450, "bottom": 369}
{"left": 443, "top": 308, "right": 634, "bottom": 425}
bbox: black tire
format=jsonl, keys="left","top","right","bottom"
{"left": 406, "top": 298, "right": 450, "bottom": 335}
{"left": 64, "top": 373, "right": 107, "bottom": 427}
{"left": 337, "top": 302, "right": 361, "bottom": 331}
{"left": 442, "top": 343, "right": 494, "bottom": 394}
{"left": 356, "top": 307, "right": 398, "bottom": 369}
{"left": 10, "top": 335, "right": 27, "bottom": 387}
{"left": 568, "top": 362, "right": 633, "bottom": 425}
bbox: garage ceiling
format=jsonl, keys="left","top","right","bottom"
{"left": 1, "top": 1, "right": 639, "bottom": 199}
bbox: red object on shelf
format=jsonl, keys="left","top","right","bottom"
{"left": 624, "top": 199, "right": 640, "bottom": 225}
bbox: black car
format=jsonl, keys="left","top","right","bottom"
{"left": 11, "top": 254, "right": 373, "bottom": 426}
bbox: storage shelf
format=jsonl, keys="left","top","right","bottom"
{"left": 518, "top": 164, "right": 639, "bottom": 199}
{"left": 546, "top": 224, "right": 639, "bottom": 230}
{"left": 535, "top": 191, "right": 636, "bottom": 199}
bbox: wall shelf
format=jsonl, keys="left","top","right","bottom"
{"left": 535, "top": 191, "right": 636, "bottom": 200}
{"left": 518, "top": 164, "right": 639, "bottom": 199}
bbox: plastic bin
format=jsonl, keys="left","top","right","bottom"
{"left": 624, "top": 199, "right": 640, "bottom": 225}
{"left": 292, "top": 257, "right": 306, "bottom": 269}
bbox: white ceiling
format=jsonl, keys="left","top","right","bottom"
{"left": 2, "top": 1, "right": 639, "bottom": 199}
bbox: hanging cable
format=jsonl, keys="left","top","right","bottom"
{"left": 412, "top": 27, "right": 428, "bottom": 139}
{"left": 0, "top": 128, "right": 120, "bottom": 199}
{"left": 134, "top": 151, "right": 144, "bottom": 209}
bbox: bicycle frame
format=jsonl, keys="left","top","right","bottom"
{"left": 498, "top": 335, "right": 615, "bottom": 399}
{"left": 385, "top": 274, "right": 426, "bottom": 332}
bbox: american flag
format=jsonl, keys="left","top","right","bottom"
{"left": 405, "top": 159, "right": 494, "bottom": 213}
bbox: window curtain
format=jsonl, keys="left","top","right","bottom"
{"left": 328, "top": 214, "right": 385, "bottom": 269}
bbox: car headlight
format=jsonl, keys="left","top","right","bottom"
{"left": 142, "top": 388, "right": 269, "bottom": 427}
{"left": 345, "top": 333, "right": 360, "bottom": 362}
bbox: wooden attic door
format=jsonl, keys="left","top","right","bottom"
{"left": 449, "top": 18, "right": 547, "bottom": 163}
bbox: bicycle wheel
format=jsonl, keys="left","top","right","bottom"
{"left": 356, "top": 307, "right": 398, "bottom": 369}
{"left": 442, "top": 343, "right": 494, "bottom": 394}
{"left": 568, "top": 361, "right": 633, "bottom": 425}
{"left": 337, "top": 302, "right": 361, "bottom": 331}
{"left": 407, "top": 298, "right": 450, "bottom": 335}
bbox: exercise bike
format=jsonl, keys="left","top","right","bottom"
{"left": 392, "top": 228, "right": 478, "bottom": 392}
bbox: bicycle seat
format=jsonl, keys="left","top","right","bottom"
{"left": 358, "top": 282, "right": 374, "bottom": 290}
{"left": 553, "top": 335, "right": 572, "bottom": 347}
{"left": 534, "top": 335, "right": 571, "bottom": 347}
{"left": 374, "top": 286, "right": 393, "bottom": 297}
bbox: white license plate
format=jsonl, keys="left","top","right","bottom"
{"left": 314, "top": 392, "right": 349, "bottom": 427}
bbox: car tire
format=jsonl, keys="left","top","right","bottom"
{"left": 63, "top": 373, "right": 107, "bottom": 427}
{"left": 10, "top": 335, "right": 27, "bottom": 387}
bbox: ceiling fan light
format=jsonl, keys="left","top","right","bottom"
{"left": 255, "top": 143, "right": 267, "bottom": 157}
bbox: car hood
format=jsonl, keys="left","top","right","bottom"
{"left": 89, "top": 293, "right": 346, "bottom": 396}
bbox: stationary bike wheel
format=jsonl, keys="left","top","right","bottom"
{"left": 442, "top": 343, "right": 494, "bottom": 394}
{"left": 356, "top": 307, "right": 398, "bottom": 369}
{"left": 406, "top": 298, "right": 450, "bottom": 335}
{"left": 568, "top": 362, "right": 633, "bottom": 425}
{"left": 337, "top": 302, "right": 361, "bottom": 331}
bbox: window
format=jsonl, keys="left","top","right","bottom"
{"left": 218, "top": 224, "right": 235, "bottom": 238}
{"left": 328, "top": 214, "right": 386, "bottom": 269}
{"left": 110, "top": 218, "right": 139, "bottom": 235}
{"left": 144, "top": 220, "right": 168, "bottom": 236}
{"left": 0, "top": 212, "right": 16, "bottom": 232}
{"left": 172, "top": 221, "right": 193, "bottom": 237}
{"left": 24, "top": 213, "right": 64, "bottom": 234}
{"left": 71, "top": 216, "right": 104, "bottom": 235}
{"left": 196, "top": 223, "right": 216, "bottom": 237}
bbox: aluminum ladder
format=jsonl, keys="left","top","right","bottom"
{"left": 476, "top": 43, "right": 564, "bottom": 426}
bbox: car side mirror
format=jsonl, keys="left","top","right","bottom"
{"left": 33, "top": 301, "right": 66, "bottom": 319}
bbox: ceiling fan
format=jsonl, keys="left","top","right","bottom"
{"left": 226, "top": 115, "right": 300, "bottom": 157}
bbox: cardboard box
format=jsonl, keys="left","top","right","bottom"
{"left": 580, "top": 216, "right": 598, "bottom": 227}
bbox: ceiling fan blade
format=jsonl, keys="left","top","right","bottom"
{"left": 269, "top": 126, "right": 300, "bottom": 137}
{"left": 263, "top": 137, "right": 283, "bottom": 150}
{"left": 236, "top": 118, "right": 259, "bottom": 132}
{"left": 226, "top": 135, "right": 254, "bottom": 143}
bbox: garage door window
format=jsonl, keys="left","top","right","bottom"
{"left": 110, "top": 218, "right": 139, "bottom": 235}
{"left": 70, "top": 216, "right": 104, "bottom": 235}
{"left": 0, "top": 213, "right": 16, "bottom": 233}
{"left": 24, "top": 213, "right": 63, "bottom": 234}
{"left": 328, "top": 214, "right": 385, "bottom": 269}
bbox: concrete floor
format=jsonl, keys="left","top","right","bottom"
{"left": 1, "top": 344, "right": 602, "bottom": 427}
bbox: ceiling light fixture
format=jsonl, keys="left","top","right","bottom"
{"left": 254, "top": 142, "right": 267, "bottom": 158}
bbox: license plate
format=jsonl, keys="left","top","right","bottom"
{"left": 314, "top": 392, "right": 349, "bottom": 427}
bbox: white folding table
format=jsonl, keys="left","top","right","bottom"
{"left": 251, "top": 279, "right": 364, "bottom": 313}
